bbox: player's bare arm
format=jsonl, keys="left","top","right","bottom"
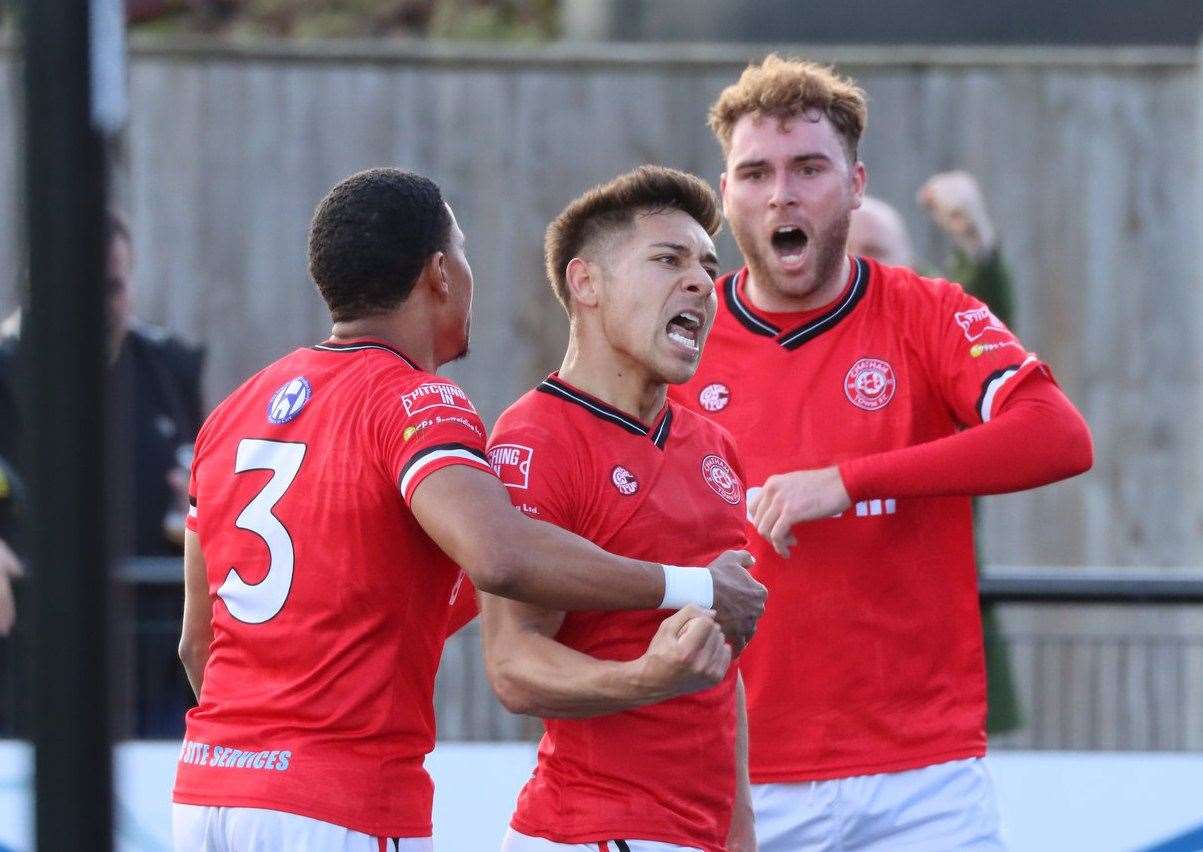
{"left": 728, "top": 673, "right": 757, "bottom": 852}
{"left": 751, "top": 373, "right": 1092, "bottom": 558}
{"left": 178, "top": 529, "right": 213, "bottom": 699}
{"left": 482, "top": 596, "right": 731, "bottom": 719}
{"left": 411, "top": 464, "right": 764, "bottom": 635}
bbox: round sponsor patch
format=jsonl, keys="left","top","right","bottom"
{"left": 843, "top": 358, "right": 896, "bottom": 411}
{"left": 701, "top": 454, "right": 742, "bottom": 505}
{"left": 698, "top": 382, "right": 730, "bottom": 412}
{"left": 267, "top": 376, "right": 312, "bottom": 424}
{"left": 611, "top": 465, "right": 639, "bottom": 496}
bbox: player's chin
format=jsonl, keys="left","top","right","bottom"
{"left": 658, "top": 352, "right": 701, "bottom": 386}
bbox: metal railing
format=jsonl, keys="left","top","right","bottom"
{"left": 2, "top": 563, "right": 1202, "bottom": 748}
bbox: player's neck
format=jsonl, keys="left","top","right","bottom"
{"left": 329, "top": 317, "right": 437, "bottom": 373}
{"left": 560, "top": 335, "right": 667, "bottom": 424}
{"left": 745, "top": 254, "right": 852, "bottom": 314}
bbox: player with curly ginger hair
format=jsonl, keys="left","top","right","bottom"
{"left": 672, "top": 55, "right": 1094, "bottom": 850}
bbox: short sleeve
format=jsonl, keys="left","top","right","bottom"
{"left": 184, "top": 417, "right": 212, "bottom": 533}
{"left": 377, "top": 375, "right": 496, "bottom": 505}
{"left": 487, "top": 420, "right": 581, "bottom": 533}
{"left": 921, "top": 279, "right": 1050, "bottom": 426}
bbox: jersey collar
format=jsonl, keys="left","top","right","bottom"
{"left": 723, "top": 256, "right": 869, "bottom": 350}
{"left": 312, "top": 337, "right": 420, "bottom": 370}
{"left": 537, "top": 375, "right": 674, "bottom": 450}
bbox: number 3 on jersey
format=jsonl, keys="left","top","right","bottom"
{"left": 218, "top": 439, "right": 306, "bottom": 624}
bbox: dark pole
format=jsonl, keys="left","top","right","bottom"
{"left": 22, "top": 1, "right": 113, "bottom": 849}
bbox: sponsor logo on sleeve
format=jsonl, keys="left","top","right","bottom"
{"left": 701, "top": 454, "right": 743, "bottom": 505}
{"left": 267, "top": 376, "right": 312, "bottom": 424}
{"left": 611, "top": 465, "right": 639, "bottom": 496}
{"left": 844, "top": 358, "right": 896, "bottom": 411}
{"left": 954, "top": 307, "right": 1009, "bottom": 342}
{"left": 488, "top": 444, "right": 533, "bottom": 489}
{"left": 698, "top": 382, "right": 731, "bottom": 412}
{"left": 400, "top": 382, "right": 478, "bottom": 417}
{"left": 970, "top": 340, "right": 1023, "bottom": 358}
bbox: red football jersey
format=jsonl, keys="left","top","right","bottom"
{"left": 672, "top": 257, "right": 1046, "bottom": 783}
{"left": 490, "top": 375, "right": 748, "bottom": 852}
{"left": 173, "top": 338, "right": 495, "bottom": 837}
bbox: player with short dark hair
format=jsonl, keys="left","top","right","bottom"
{"left": 673, "top": 56, "right": 1095, "bottom": 850}
{"left": 481, "top": 165, "right": 757, "bottom": 852}
{"left": 171, "top": 168, "right": 765, "bottom": 851}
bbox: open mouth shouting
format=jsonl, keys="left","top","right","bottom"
{"left": 770, "top": 224, "right": 809, "bottom": 271}
{"left": 665, "top": 309, "right": 704, "bottom": 355}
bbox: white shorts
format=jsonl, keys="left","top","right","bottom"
{"left": 752, "top": 757, "right": 1005, "bottom": 852}
{"left": 501, "top": 828, "right": 702, "bottom": 852}
{"left": 172, "top": 804, "right": 433, "bottom": 852}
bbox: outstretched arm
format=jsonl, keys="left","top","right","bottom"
{"left": 412, "top": 465, "right": 763, "bottom": 645}
{"left": 481, "top": 594, "right": 731, "bottom": 720}
{"left": 750, "top": 372, "right": 1092, "bottom": 557}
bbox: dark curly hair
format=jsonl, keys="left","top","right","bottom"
{"left": 308, "top": 169, "right": 453, "bottom": 322}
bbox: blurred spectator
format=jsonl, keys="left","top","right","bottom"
{"left": 847, "top": 170, "right": 1022, "bottom": 736}
{"left": 0, "top": 211, "right": 205, "bottom": 734}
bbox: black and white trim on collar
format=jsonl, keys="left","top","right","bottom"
{"left": 312, "top": 339, "right": 419, "bottom": 369}
{"left": 537, "top": 377, "right": 673, "bottom": 449}
{"left": 723, "top": 257, "right": 869, "bottom": 350}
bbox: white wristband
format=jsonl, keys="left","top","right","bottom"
{"left": 659, "top": 564, "right": 715, "bottom": 610}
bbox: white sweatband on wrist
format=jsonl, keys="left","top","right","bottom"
{"left": 659, "top": 565, "right": 715, "bottom": 610}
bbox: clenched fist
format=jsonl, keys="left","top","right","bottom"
{"left": 636, "top": 605, "right": 733, "bottom": 700}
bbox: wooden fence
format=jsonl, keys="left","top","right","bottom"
{"left": 0, "top": 39, "right": 1199, "bottom": 571}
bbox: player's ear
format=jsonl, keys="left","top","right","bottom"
{"left": 850, "top": 162, "right": 868, "bottom": 210}
{"left": 422, "top": 251, "right": 451, "bottom": 301}
{"left": 565, "top": 257, "right": 600, "bottom": 309}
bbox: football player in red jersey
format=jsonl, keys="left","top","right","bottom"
{"left": 480, "top": 166, "right": 757, "bottom": 852}
{"left": 671, "top": 56, "right": 1094, "bottom": 850}
{"left": 172, "top": 169, "right": 764, "bottom": 851}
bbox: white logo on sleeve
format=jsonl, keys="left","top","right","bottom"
{"left": 954, "top": 307, "right": 1009, "bottom": 342}
{"left": 489, "top": 444, "right": 534, "bottom": 489}
{"left": 400, "top": 383, "right": 478, "bottom": 416}
{"left": 267, "top": 377, "right": 312, "bottom": 424}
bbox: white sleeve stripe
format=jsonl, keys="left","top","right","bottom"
{"left": 400, "top": 448, "right": 494, "bottom": 496}
{"left": 981, "top": 353, "right": 1038, "bottom": 423}
{"left": 187, "top": 505, "right": 198, "bottom": 519}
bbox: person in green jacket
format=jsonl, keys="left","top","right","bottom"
{"left": 847, "top": 170, "right": 1022, "bottom": 735}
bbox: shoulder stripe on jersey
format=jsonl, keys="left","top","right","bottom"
{"left": 614, "top": 842, "right": 632, "bottom": 852}
{"left": 398, "top": 442, "right": 492, "bottom": 496}
{"left": 537, "top": 378, "right": 673, "bottom": 450}
{"left": 312, "top": 341, "right": 419, "bottom": 369}
{"left": 778, "top": 256, "right": 869, "bottom": 349}
{"left": 976, "top": 354, "right": 1038, "bottom": 422}
{"left": 724, "top": 269, "right": 779, "bottom": 337}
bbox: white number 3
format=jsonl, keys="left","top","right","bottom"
{"left": 218, "top": 439, "right": 306, "bottom": 624}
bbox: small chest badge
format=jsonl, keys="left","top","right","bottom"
{"left": 698, "top": 382, "right": 730, "bottom": 412}
{"left": 844, "top": 358, "right": 896, "bottom": 411}
{"left": 611, "top": 465, "right": 639, "bottom": 496}
{"left": 267, "top": 376, "right": 312, "bottom": 424}
{"left": 701, "top": 454, "right": 743, "bottom": 505}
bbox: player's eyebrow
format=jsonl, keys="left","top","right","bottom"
{"left": 651, "top": 242, "right": 719, "bottom": 271}
{"left": 732, "top": 152, "right": 831, "bottom": 171}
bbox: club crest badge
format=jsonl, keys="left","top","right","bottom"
{"left": 701, "top": 454, "right": 743, "bottom": 505}
{"left": 844, "top": 358, "right": 896, "bottom": 411}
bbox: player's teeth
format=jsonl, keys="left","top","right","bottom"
{"left": 668, "top": 330, "right": 698, "bottom": 350}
